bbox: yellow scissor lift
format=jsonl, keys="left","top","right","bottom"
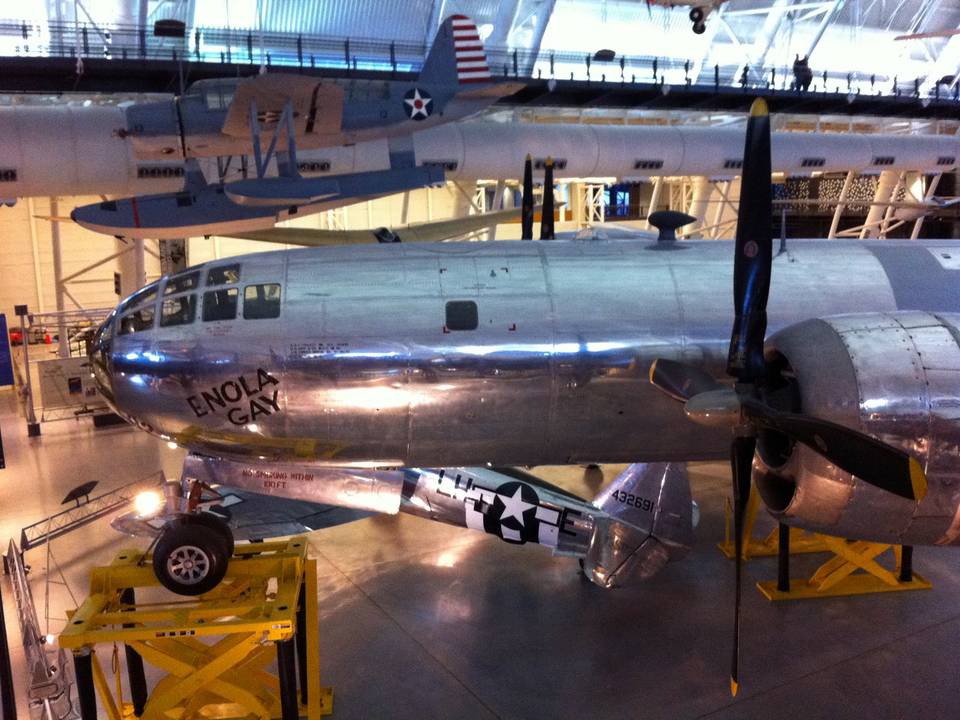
{"left": 60, "top": 536, "right": 333, "bottom": 719}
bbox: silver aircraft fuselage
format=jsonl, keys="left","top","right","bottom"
{"left": 91, "top": 238, "right": 960, "bottom": 466}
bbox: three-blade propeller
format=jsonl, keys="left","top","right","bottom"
{"left": 647, "top": 98, "right": 927, "bottom": 697}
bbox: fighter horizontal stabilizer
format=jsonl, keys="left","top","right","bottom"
{"left": 225, "top": 165, "right": 446, "bottom": 207}
{"left": 221, "top": 74, "right": 345, "bottom": 138}
{"left": 225, "top": 204, "right": 558, "bottom": 246}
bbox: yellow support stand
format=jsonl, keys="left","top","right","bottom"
{"left": 717, "top": 490, "right": 830, "bottom": 560}
{"left": 757, "top": 535, "right": 931, "bottom": 601}
{"left": 60, "top": 536, "right": 334, "bottom": 719}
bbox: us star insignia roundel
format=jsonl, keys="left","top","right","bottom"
{"left": 483, "top": 481, "right": 540, "bottom": 544}
{"left": 403, "top": 88, "right": 433, "bottom": 120}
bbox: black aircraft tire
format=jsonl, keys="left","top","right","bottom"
{"left": 153, "top": 521, "right": 229, "bottom": 596}
{"left": 689, "top": 6, "right": 704, "bottom": 22}
{"left": 693, "top": 21, "right": 707, "bottom": 34}
{"left": 184, "top": 512, "right": 235, "bottom": 558}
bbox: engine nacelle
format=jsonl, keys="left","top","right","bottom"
{"left": 755, "top": 311, "right": 960, "bottom": 546}
{"left": 583, "top": 462, "right": 695, "bottom": 588}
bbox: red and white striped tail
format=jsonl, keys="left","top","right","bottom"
{"left": 451, "top": 15, "right": 491, "bottom": 84}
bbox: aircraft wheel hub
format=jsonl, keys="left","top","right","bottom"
{"left": 167, "top": 545, "right": 211, "bottom": 584}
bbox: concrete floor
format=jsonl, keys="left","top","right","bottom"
{"left": 2, "top": 387, "right": 959, "bottom": 719}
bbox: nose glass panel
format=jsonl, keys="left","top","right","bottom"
{"left": 89, "top": 313, "right": 115, "bottom": 399}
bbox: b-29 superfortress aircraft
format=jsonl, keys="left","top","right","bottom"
{"left": 95, "top": 101, "right": 960, "bottom": 693}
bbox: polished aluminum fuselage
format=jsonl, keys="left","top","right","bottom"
{"left": 101, "top": 238, "right": 960, "bottom": 467}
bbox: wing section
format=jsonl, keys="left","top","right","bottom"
{"left": 205, "top": 487, "right": 373, "bottom": 540}
{"left": 226, "top": 205, "right": 531, "bottom": 246}
{"left": 221, "top": 74, "right": 345, "bottom": 138}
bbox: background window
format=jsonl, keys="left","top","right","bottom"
{"left": 160, "top": 295, "right": 197, "bottom": 327}
{"left": 207, "top": 264, "right": 241, "bottom": 286}
{"left": 118, "top": 307, "right": 155, "bottom": 335}
{"left": 164, "top": 271, "right": 199, "bottom": 296}
{"left": 243, "top": 284, "right": 281, "bottom": 319}
{"left": 445, "top": 301, "right": 478, "bottom": 331}
{"left": 203, "top": 288, "right": 238, "bottom": 321}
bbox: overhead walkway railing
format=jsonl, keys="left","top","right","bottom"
{"left": 2, "top": 20, "right": 956, "bottom": 101}
{"left": 19, "top": 472, "right": 165, "bottom": 552}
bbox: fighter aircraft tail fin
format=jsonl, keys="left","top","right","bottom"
{"left": 582, "top": 463, "right": 695, "bottom": 588}
{"left": 420, "top": 15, "right": 492, "bottom": 86}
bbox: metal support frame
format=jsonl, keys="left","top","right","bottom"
{"left": 60, "top": 537, "right": 333, "bottom": 719}
{"left": 827, "top": 169, "right": 856, "bottom": 238}
{"left": 6, "top": 538, "right": 73, "bottom": 713}
{"left": 0, "top": 567, "right": 16, "bottom": 720}
{"left": 857, "top": 170, "right": 901, "bottom": 239}
{"left": 16, "top": 305, "right": 41, "bottom": 436}
{"left": 718, "top": 486, "right": 931, "bottom": 600}
{"left": 757, "top": 536, "right": 931, "bottom": 600}
{"left": 249, "top": 99, "right": 299, "bottom": 180}
{"left": 580, "top": 183, "right": 605, "bottom": 226}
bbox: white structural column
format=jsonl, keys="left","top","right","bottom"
{"left": 26, "top": 198, "right": 45, "bottom": 314}
{"left": 828, "top": 170, "right": 855, "bottom": 239}
{"left": 860, "top": 170, "right": 901, "bottom": 239}
{"left": 911, "top": 173, "right": 942, "bottom": 240}
{"left": 645, "top": 178, "right": 663, "bottom": 229}
{"left": 116, "top": 236, "right": 147, "bottom": 297}
{"left": 687, "top": 177, "right": 713, "bottom": 237}
{"left": 49, "top": 197, "right": 69, "bottom": 359}
{"left": 134, "top": 239, "right": 145, "bottom": 288}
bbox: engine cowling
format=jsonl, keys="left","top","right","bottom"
{"left": 754, "top": 311, "right": 960, "bottom": 546}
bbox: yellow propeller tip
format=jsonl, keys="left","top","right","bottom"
{"left": 525, "top": 153, "right": 532, "bottom": 161}
{"left": 909, "top": 457, "right": 927, "bottom": 501}
{"left": 648, "top": 359, "right": 658, "bottom": 384}
{"left": 749, "top": 98, "right": 769, "bottom": 117}
{"left": 730, "top": 678, "right": 739, "bottom": 697}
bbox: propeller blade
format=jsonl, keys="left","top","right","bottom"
{"left": 730, "top": 434, "right": 755, "bottom": 697}
{"left": 540, "top": 156, "right": 555, "bottom": 240}
{"left": 742, "top": 400, "right": 927, "bottom": 502}
{"left": 649, "top": 359, "right": 723, "bottom": 402}
{"left": 727, "top": 98, "right": 772, "bottom": 382}
{"left": 521, "top": 153, "right": 534, "bottom": 240}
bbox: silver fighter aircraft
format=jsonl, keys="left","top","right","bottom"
{"left": 97, "top": 100, "right": 960, "bottom": 692}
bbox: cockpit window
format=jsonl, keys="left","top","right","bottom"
{"left": 243, "top": 284, "right": 281, "bottom": 319}
{"left": 203, "top": 288, "right": 238, "bottom": 321}
{"left": 120, "top": 284, "right": 158, "bottom": 314}
{"left": 160, "top": 295, "right": 197, "bottom": 327}
{"left": 118, "top": 306, "right": 155, "bottom": 335}
{"left": 207, "top": 264, "right": 241, "bottom": 286}
{"left": 164, "top": 271, "right": 200, "bottom": 296}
